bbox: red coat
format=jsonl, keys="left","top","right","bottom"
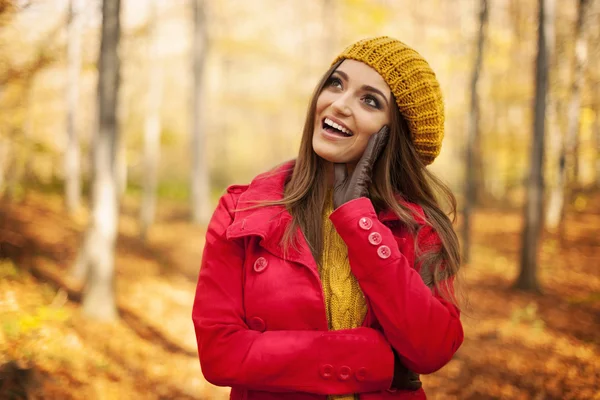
{"left": 192, "top": 161, "right": 463, "bottom": 400}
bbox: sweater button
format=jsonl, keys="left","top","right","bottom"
{"left": 368, "top": 232, "right": 382, "bottom": 245}
{"left": 253, "top": 257, "right": 268, "bottom": 273}
{"left": 338, "top": 365, "right": 351, "bottom": 381}
{"left": 319, "top": 364, "right": 334, "bottom": 379}
{"left": 358, "top": 217, "right": 373, "bottom": 230}
{"left": 377, "top": 245, "right": 391, "bottom": 259}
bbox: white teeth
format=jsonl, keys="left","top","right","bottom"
{"left": 324, "top": 118, "right": 351, "bottom": 135}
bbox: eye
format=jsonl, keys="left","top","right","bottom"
{"left": 327, "top": 77, "right": 343, "bottom": 90}
{"left": 363, "top": 95, "right": 380, "bottom": 109}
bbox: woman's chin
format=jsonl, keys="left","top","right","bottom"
{"left": 315, "top": 152, "right": 347, "bottom": 164}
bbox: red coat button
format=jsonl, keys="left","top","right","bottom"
{"left": 377, "top": 245, "right": 391, "bottom": 259}
{"left": 338, "top": 365, "right": 351, "bottom": 381}
{"left": 368, "top": 232, "right": 382, "bottom": 245}
{"left": 319, "top": 364, "right": 334, "bottom": 379}
{"left": 253, "top": 257, "right": 268, "bottom": 273}
{"left": 358, "top": 217, "right": 373, "bottom": 230}
{"left": 355, "top": 367, "right": 367, "bottom": 381}
{"left": 248, "top": 316, "right": 266, "bottom": 332}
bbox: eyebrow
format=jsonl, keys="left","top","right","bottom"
{"left": 333, "top": 70, "right": 389, "bottom": 106}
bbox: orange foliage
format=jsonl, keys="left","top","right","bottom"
{"left": 1, "top": 191, "right": 599, "bottom": 399}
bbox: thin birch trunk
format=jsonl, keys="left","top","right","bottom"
{"left": 544, "top": 0, "right": 561, "bottom": 231}
{"left": 65, "top": 0, "right": 84, "bottom": 214}
{"left": 0, "top": 136, "right": 8, "bottom": 196}
{"left": 595, "top": 82, "right": 600, "bottom": 187}
{"left": 73, "top": 0, "right": 121, "bottom": 321}
{"left": 515, "top": 0, "right": 554, "bottom": 292}
{"left": 139, "top": 0, "right": 163, "bottom": 241}
{"left": 0, "top": 81, "right": 6, "bottom": 196}
{"left": 462, "top": 0, "right": 488, "bottom": 265}
{"left": 190, "top": 0, "right": 211, "bottom": 225}
{"left": 545, "top": 0, "right": 590, "bottom": 230}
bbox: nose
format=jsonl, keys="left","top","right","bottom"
{"left": 331, "top": 93, "right": 352, "bottom": 117}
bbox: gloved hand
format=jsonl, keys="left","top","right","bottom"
{"left": 389, "top": 348, "right": 422, "bottom": 392}
{"left": 333, "top": 125, "right": 389, "bottom": 209}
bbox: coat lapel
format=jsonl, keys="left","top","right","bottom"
{"left": 225, "top": 161, "right": 319, "bottom": 274}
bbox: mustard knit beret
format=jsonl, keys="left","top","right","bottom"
{"left": 332, "top": 36, "right": 445, "bottom": 165}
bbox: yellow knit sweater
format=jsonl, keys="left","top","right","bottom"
{"left": 320, "top": 193, "right": 368, "bottom": 400}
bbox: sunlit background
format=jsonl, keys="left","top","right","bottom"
{"left": 0, "top": 0, "right": 598, "bottom": 399}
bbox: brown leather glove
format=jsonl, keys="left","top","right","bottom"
{"left": 390, "top": 348, "right": 422, "bottom": 392}
{"left": 333, "top": 126, "right": 389, "bottom": 209}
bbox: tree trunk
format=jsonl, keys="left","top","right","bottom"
{"left": 190, "top": 0, "right": 211, "bottom": 225}
{"left": 462, "top": 0, "right": 488, "bottom": 265}
{"left": 544, "top": 100, "right": 562, "bottom": 232}
{"left": 73, "top": 0, "right": 121, "bottom": 321}
{"left": 515, "top": 0, "right": 553, "bottom": 292}
{"left": 571, "top": 4, "right": 590, "bottom": 166}
{"left": 595, "top": 82, "right": 600, "bottom": 188}
{"left": 139, "top": 0, "right": 163, "bottom": 241}
{"left": 116, "top": 141, "right": 127, "bottom": 198}
{"left": 0, "top": 82, "right": 5, "bottom": 196}
{"left": 64, "top": 0, "right": 84, "bottom": 214}
{"left": 0, "top": 135, "right": 9, "bottom": 197}
{"left": 503, "top": 0, "right": 525, "bottom": 203}
{"left": 545, "top": 0, "right": 590, "bottom": 230}
{"left": 544, "top": 0, "right": 561, "bottom": 231}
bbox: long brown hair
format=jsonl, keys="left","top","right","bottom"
{"left": 266, "top": 60, "right": 462, "bottom": 307}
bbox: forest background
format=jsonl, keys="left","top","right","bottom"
{"left": 0, "top": 0, "right": 599, "bottom": 399}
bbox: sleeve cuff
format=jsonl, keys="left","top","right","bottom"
{"left": 329, "top": 197, "right": 404, "bottom": 280}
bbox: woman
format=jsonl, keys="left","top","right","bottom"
{"left": 192, "top": 36, "right": 463, "bottom": 400}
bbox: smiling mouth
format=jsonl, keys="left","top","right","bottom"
{"left": 322, "top": 117, "right": 353, "bottom": 137}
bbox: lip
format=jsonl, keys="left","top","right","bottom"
{"left": 323, "top": 115, "right": 353, "bottom": 135}
{"left": 319, "top": 126, "right": 353, "bottom": 141}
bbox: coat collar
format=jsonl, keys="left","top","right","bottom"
{"left": 225, "top": 160, "right": 295, "bottom": 241}
{"left": 225, "top": 160, "right": 312, "bottom": 266}
{"left": 224, "top": 160, "right": 424, "bottom": 264}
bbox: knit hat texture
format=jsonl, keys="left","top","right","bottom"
{"left": 332, "top": 36, "right": 445, "bottom": 165}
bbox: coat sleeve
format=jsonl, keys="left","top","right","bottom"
{"left": 192, "top": 192, "right": 395, "bottom": 395}
{"left": 329, "top": 197, "right": 464, "bottom": 375}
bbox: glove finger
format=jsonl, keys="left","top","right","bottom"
{"left": 356, "top": 125, "right": 390, "bottom": 174}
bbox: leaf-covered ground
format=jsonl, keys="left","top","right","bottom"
{"left": 0, "top": 191, "right": 598, "bottom": 399}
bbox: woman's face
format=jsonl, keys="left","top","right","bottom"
{"left": 312, "top": 59, "right": 392, "bottom": 166}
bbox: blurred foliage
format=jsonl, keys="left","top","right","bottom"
{"left": 126, "top": 179, "right": 190, "bottom": 202}
{"left": 2, "top": 305, "right": 70, "bottom": 339}
{"left": 0, "top": 1, "right": 599, "bottom": 398}
{"left": 510, "top": 302, "right": 545, "bottom": 333}
{"left": 0, "top": 258, "right": 20, "bottom": 279}
{"left": 0, "top": 0, "right": 596, "bottom": 209}
{"left": 1, "top": 187, "right": 599, "bottom": 399}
